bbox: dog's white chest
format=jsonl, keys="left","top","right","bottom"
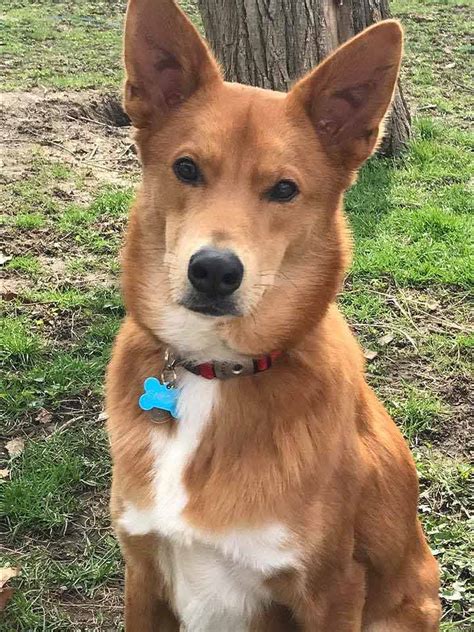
{"left": 119, "top": 372, "right": 298, "bottom": 631}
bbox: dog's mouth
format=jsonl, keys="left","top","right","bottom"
{"left": 179, "top": 291, "right": 242, "bottom": 318}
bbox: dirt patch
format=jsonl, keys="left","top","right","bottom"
{"left": 0, "top": 275, "right": 31, "bottom": 298}
{"left": 1, "top": 89, "right": 138, "bottom": 189}
{"left": 2, "top": 225, "right": 65, "bottom": 257}
{"left": 348, "top": 283, "right": 474, "bottom": 458}
{"left": 56, "top": 586, "right": 123, "bottom": 632}
{"left": 372, "top": 351, "right": 473, "bottom": 457}
{"left": 438, "top": 375, "right": 474, "bottom": 457}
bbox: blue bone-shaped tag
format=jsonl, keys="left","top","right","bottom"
{"left": 139, "top": 377, "right": 179, "bottom": 419}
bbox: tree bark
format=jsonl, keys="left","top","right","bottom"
{"left": 198, "top": 0, "right": 410, "bottom": 156}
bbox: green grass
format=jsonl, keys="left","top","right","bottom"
{"left": 346, "top": 123, "right": 473, "bottom": 288}
{"left": 2, "top": 352, "right": 105, "bottom": 423}
{"left": 1, "top": 428, "right": 121, "bottom": 631}
{"left": 1, "top": 0, "right": 200, "bottom": 91}
{"left": 56, "top": 188, "right": 133, "bottom": 253}
{"left": 14, "top": 212, "right": 47, "bottom": 229}
{"left": 2, "top": 433, "right": 85, "bottom": 536}
{"left": 416, "top": 452, "right": 473, "bottom": 628}
{"left": 0, "top": 318, "right": 44, "bottom": 368}
{"left": 1, "top": 0, "right": 473, "bottom": 629}
{"left": 6, "top": 255, "right": 43, "bottom": 277}
{"left": 1, "top": 1, "right": 126, "bottom": 90}
{"left": 387, "top": 384, "right": 446, "bottom": 444}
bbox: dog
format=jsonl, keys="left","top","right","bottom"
{"left": 106, "top": 1, "right": 441, "bottom": 629}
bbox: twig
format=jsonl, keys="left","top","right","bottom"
{"left": 370, "top": 289, "right": 423, "bottom": 334}
{"left": 51, "top": 415, "right": 84, "bottom": 435}
{"left": 88, "top": 144, "right": 99, "bottom": 160}
{"left": 64, "top": 113, "right": 117, "bottom": 130}
{"left": 26, "top": 130, "right": 78, "bottom": 159}
{"left": 81, "top": 161, "right": 117, "bottom": 172}
{"left": 351, "top": 322, "right": 418, "bottom": 350}
{"left": 449, "top": 79, "right": 474, "bottom": 94}
{"left": 417, "top": 312, "right": 474, "bottom": 334}
{"left": 118, "top": 143, "right": 134, "bottom": 159}
{"left": 0, "top": 138, "right": 33, "bottom": 143}
{"left": 395, "top": 282, "right": 422, "bottom": 334}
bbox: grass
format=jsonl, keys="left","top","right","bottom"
{"left": 3, "top": 433, "right": 85, "bottom": 536}
{"left": 1, "top": 1, "right": 125, "bottom": 91}
{"left": 417, "top": 452, "right": 473, "bottom": 627}
{"left": 387, "top": 384, "right": 446, "bottom": 444}
{"left": 6, "top": 255, "right": 43, "bottom": 277}
{"left": 347, "top": 126, "right": 473, "bottom": 287}
{"left": 1, "top": 0, "right": 473, "bottom": 629}
{"left": 0, "top": 318, "right": 44, "bottom": 368}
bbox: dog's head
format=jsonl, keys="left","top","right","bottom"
{"left": 122, "top": 0, "right": 402, "bottom": 360}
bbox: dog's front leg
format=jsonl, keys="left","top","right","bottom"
{"left": 124, "top": 562, "right": 178, "bottom": 632}
{"left": 121, "top": 534, "right": 179, "bottom": 632}
{"left": 297, "top": 562, "right": 366, "bottom": 632}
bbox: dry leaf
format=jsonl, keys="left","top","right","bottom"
{"left": 0, "top": 252, "right": 12, "bottom": 266}
{"left": 5, "top": 438, "right": 25, "bottom": 458}
{"left": 0, "top": 469, "right": 10, "bottom": 479}
{"left": 97, "top": 411, "right": 108, "bottom": 422}
{"left": 0, "top": 587, "right": 14, "bottom": 612}
{"left": 36, "top": 408, "right": 53, "bottom": 425}
{"left": 444, "top": 62, "right": 455, "bottom": 69}
{"left": 0, "top": 567, "right": 19, "bottom": 589}
{"left": 0, "top": 568, "right": 18, "bottom": 611}
{"left": 378, "top": 333, "right": 395, "bottom": 346}
{"left": 364, "top": 349, "right": 378, "bottom": 361}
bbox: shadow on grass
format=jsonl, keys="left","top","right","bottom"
{"left": 346, "top": 154, "right": 396, "bottom": 241}
{"left": 344, "top": 121, "right": 473, "bottom": 288}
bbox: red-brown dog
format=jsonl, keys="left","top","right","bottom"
{"left": 106, "top": 1, "right": 441, "bottom": 629}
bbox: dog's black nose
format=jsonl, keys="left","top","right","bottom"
{"left": 188, "top": 248, "right": 244, "bottom": 298}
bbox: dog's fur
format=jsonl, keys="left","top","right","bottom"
{"left": 106, "top": 1, "right": 441, "bottom": 629}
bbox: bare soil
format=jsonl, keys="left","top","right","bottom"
{"left": 1, "top": 88, "right": 137, "bottom": 190}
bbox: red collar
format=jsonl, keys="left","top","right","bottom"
{"left": 182, "top": 351, "right": 282, "bottom": 380}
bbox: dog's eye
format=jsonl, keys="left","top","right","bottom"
{"left": 268, "top": 179, "right": 299, "bottom": 202}
{"left": 173, "top": 157, "right": 202, "bottom": 184}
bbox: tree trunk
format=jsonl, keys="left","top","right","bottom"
{"left": 198, "top": 0, "right": 410, "bottom": 156}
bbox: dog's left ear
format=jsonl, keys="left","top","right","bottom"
{"left": 124, "top": 0, "right": 221, "bottom": 127}
{"left": 288, "top": 21, "right": 403, "bottom": 169}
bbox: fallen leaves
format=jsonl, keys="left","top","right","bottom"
{"left": 0, "top": 567, "right": 19, "bottom": 612}
{"left": 365, "top": 333, "right": 396, "bottom": 360}
{"left": 0, "top": 252, "right": 13, "bottom": 266}
{"left": 377, "top": 333, "right": 395, "bottom": 347}
{"left": 0, "top": 568, "right": 19, "bottom": 586}
{"left": 363, "top": 349, "right": 378, "bottom": 361}
{"left": 0, "top": 469, "right": 10, "bottom": 479}
{"left": 36, "top": 408, "right": 53, "bottom": 425}
{"left": 5, "top": 438, "right": 24, "bottom": 459}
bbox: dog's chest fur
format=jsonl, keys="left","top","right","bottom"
{"left": 119, "top": 371, "right": 299, "bottom": 631}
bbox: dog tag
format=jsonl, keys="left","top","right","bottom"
{"left": 139, "top": 377, "right": 179, "bottom": 420}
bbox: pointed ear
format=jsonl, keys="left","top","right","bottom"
{"left": 288, "top": 21, "right": 403, "bottom": 169}
{"left": 123, "top": 0, "right": 221, "bottom": 127}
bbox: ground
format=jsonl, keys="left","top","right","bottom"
{"left": 0, "top": 0, "right": 472, "bottom": 630}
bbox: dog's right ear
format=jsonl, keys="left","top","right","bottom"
{"left": 123, "top": 0, "right": 221, "bottom": 127}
